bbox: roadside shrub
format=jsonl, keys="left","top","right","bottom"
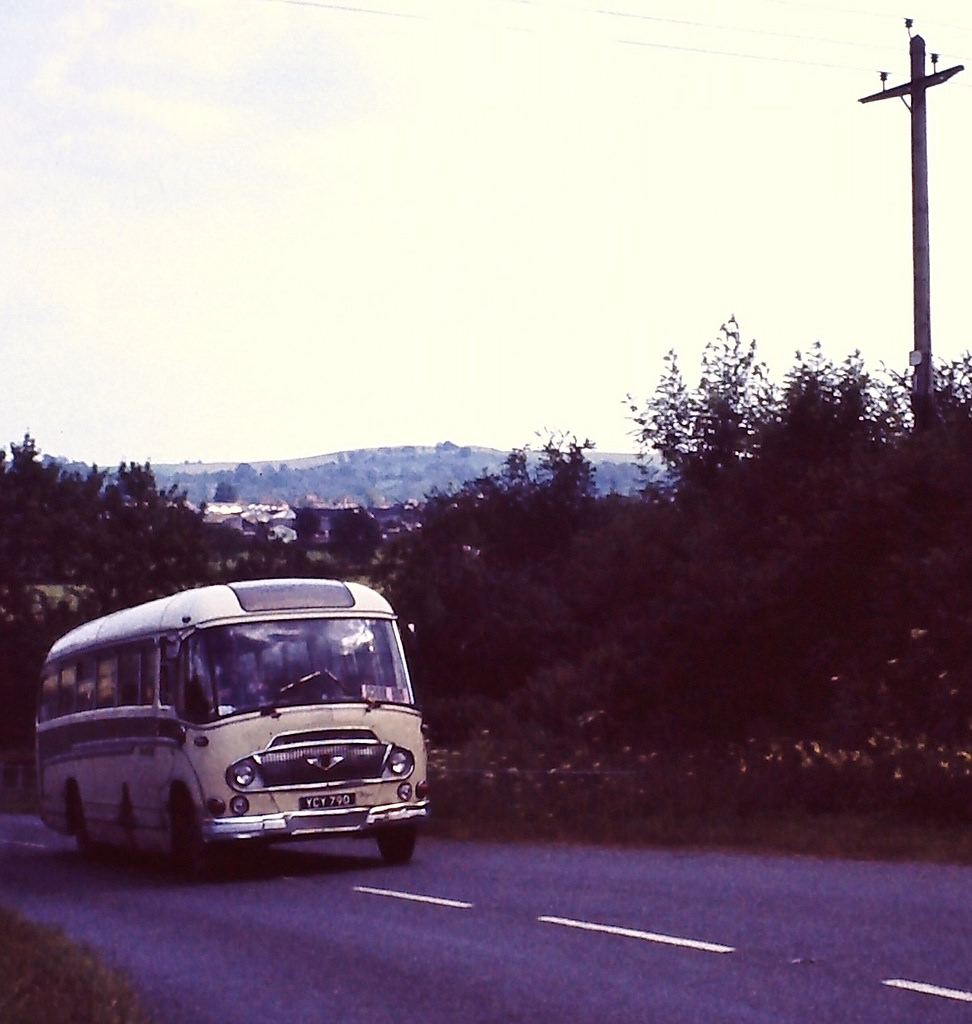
{"left": 0, "top": 908, "right": 147, "bottom": 1024}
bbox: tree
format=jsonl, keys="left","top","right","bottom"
{"left": 0, "top": 437, "right": 211, "bottom": 749}
{"left": 630, "top": 318, "right": 775, "bottom": 490}
{"left": 329, "top": 507, "right": 381, "bottom": 565}
{"left": 377, "top": 436, "right": 597, "bottom": 740}
{"left": 212, "top": 480, "right": 238, "bottom": 502}
{"left": 83, "top": 462, "right": 210, "bottom": 612}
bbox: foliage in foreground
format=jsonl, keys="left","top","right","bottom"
{"left": 381, "top": 328, "right": 972, "bottom": 787}
{"left": 0, "top": 907, "right": 147, "bottom": 1024}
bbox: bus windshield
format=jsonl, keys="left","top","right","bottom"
{"left": 186, "top": 618, "right": 412, "bottom": 718}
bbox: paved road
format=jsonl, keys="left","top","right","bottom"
{"left": 1, "top": 814, "right": 970, "bottom": 1023}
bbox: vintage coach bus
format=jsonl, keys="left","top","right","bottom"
{"left": 36, "top": 578, "right": 428, "bottom": 876}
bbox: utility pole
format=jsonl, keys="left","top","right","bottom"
{"left": 859, "top": 24, "right": 963, "bottom": 431}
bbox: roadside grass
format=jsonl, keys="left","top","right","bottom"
{"left": 425, "top": 736, "right": 972, "bottom": 864}
{"left": 0, "top": 907, "right": 148, "bottom": 1024}
{"left": 0, "top": 785, "right": 147, "bottom": 1023}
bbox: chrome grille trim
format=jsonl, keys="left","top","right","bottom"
{"left": 268, "top": 728, "right": 378, "bottom": 748}
{"left": 254, "top": 740, "right": 389, "bottom": 789}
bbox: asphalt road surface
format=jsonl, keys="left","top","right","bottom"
{"left": 1, "top": 814, "right": 970, "bottom": 1023}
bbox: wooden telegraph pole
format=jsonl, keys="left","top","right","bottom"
{"left": 859, "top": 23, "right": 963, "bottom": 431}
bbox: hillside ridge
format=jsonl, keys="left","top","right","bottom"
{"left": 154, "top": 442, "right": 507, "bottom": 476}
{"left": 151, "top": 442, "right": 642, "bottom": 507}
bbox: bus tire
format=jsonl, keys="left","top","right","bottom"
{"left": 376, "top": 827, "right": 416, "bottom": 865}
{"left": 170, "top": 790, "right": 209, "bottom": 881}
{"left": 66, "top": 783, "right": 94, "bottom": 858}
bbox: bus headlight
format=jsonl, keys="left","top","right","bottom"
{"left": 386, "top": 747, "right": 414, "bottom": 777}
{"left": 228, "top": 758, "right": 260, "bottom": 789}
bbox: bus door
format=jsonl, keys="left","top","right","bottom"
{"left": 118, "top": 644, "right": 178, "bottom": 845}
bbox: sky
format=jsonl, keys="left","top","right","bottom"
{"left": 3, "top": 0, "right": 972, "bottom": 466}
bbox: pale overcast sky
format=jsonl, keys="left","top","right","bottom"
{"left": 3, "top": 0, "right": 971, "bottom": 466}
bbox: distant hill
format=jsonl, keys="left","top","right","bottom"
{"left": 152, "top": 442, "right": 645, "bottom": 507}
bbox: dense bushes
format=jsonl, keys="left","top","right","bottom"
{"left": 382, "top": 332, "right": 972, "bottom": 769}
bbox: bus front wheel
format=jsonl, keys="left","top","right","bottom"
{"left": 376, "top": 827, "right": 416, "bottom": 865}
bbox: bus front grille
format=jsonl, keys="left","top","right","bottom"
{"left": 257, "top": 743, "right": 386, "bottom": 788}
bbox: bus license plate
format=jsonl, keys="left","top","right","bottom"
{"left": 299, "top": 793, "right": 356, "bottom": 810}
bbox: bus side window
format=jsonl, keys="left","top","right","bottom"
{"left": 77, "top": 659, "right": 95, "bottom": 711}
{"left": 160, "top": 659, "right": 174, "bottom": 707}
{"left": 39, "top": 667, "right": 59, "bottom": 721}
{"left": 118, "top": 648, "right": 140, "bottom": 705}
{"left": 57, "top": 663, "right": 77, "bottom": 717}
{"left": 182, "top": 637, "right": 214, "bottom": 722}
{"left": 96, "top": 655, "right": 117, "bottom": 708}
{"left": 141, "top": 646, "right": 158, "bottom": 706}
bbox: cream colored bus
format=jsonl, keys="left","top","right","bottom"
{"left": 36, "top": 578, "right": 428, "bottom": 876}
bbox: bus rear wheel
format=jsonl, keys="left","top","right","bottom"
{"left": 170, "top": 791, "right": 209, "bottom": 881}
{"left": 376, "top": 827, "right": 416, "bottom": 865}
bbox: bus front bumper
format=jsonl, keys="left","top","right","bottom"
{"left": 201, "top": 800, "right": 430, "bottom": 843}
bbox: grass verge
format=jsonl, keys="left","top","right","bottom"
{"left": 0, "top": 907, "right": 148, "bottom": 1024}
{"left": 426, "top": 739, "right": 972, "bottom": 864}
{"left": 426, "top": 791, "right": 972, "bottom": 863}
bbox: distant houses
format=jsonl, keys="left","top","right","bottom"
{"left": 202, "top": 502, "right": 297, "bottom": 543}
{"left": 202, "top": 499, "right": 421, "bottom": 548}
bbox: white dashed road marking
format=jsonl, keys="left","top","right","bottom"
{"left": 353, "top": 885, "right": 473, "bottom": 909}
{"left": 538, "top": 915, "right": 735, "bottom": 954}
{"left": 882, "top": 979, "right": 972, "bottom": 1003}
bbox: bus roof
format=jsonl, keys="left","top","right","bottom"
{"left": 46, "top": 579, "right": 395, "bottom": 662}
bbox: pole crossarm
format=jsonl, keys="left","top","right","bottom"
{"left": 859, "top": 64, "right": 963, "bottom": 103}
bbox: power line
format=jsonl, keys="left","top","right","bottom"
{"left": 572, "top": 1, "right": 972, "bottom": 89}
{"left": 251, "top": 0, "right": 425, "bottom": 18}
{"left": 752, "top": 0, "right": 898, "bottom": 22}
{"left": 503, "top": 0, "right": 972, "bottom": 67}
{"left": 249, "top": 0, "right": 972, "bottom": 85}
{"left": 759, "top": 0, "right": 972, "bottom": 36}
{"left": 596, "top": 4, "right": 903, "bottom": 53}
{"left": 587, "top": 2, "right": 972, "bottom": 69}
{"left": 617, "top": 34, "right": 874, "bottom": 74}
